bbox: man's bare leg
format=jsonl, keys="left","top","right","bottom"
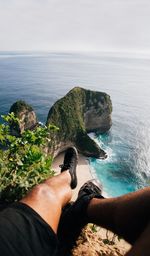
{"left": 21, "top": 146, "right": 78, "bottom": 234}
{"left": 87, "top": 187, "right": 150, "bottom": 244}
{"left": 86, "top": 186, "right": 150, "bottom": 255}
{"left": 21, "top": 171, "right": 72, "bottom": 233}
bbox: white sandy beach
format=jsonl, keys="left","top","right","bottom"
{"left": 52, "top": 153, "right": 131, "bottom": 255}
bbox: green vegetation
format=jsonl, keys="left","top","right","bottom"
{"left": 90, "top": 224, "right": 98, "bottom": 233}
{"left": 0, "top": 113, "right": 58, "bottom": 202}
{"left": 47, "top": 87, "right": 86, "bottom": 141}
{"left": 47, "top": 87, "right": 112, "bottom": 157}
{"left": 10, "top": 100, "right": 33, "bottom": 115}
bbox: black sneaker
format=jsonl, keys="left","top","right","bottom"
{"left": 57, "top": 179, "right": 104, "bottom": 255}
{"left": 60, "top": 147, "right": 78, "bottom": 189}
{"left": 78, "top": 179, "right": 104, "bottom": 199}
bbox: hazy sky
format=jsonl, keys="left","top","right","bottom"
{"left": 0, "top": 0, "right": 150, "bottom": 52}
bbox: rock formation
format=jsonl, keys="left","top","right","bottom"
{"left": 9, "top": 100, "right": 38, "bottom": 136}
{"left": 46, "top": 87, "right": 112, "bottom": 158}
{"left": 9, "top": 87, "right": 112, "bottom": 158}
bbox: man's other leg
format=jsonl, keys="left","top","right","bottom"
{"left": 87, "top": 186, "right": 150, "bottom": 244}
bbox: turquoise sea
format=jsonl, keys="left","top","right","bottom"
{"left": 0, "top": 51, "right": 150, "bottom": 197}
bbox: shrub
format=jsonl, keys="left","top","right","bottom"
{"left": 0, "top": 113, "right": 58, "bottom": 202}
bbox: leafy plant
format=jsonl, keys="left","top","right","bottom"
{"left": 90, "top": 224, "right": 98, "bottom": 233}
{"left": 0, "top": 113, "right": 58, "bottom": 202}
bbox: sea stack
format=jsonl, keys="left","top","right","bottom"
{"left": 9, "top": 100, "right": 38, "bottom": 136}
{"left": 46, "top": 87, "right": 112, "bottom": 158}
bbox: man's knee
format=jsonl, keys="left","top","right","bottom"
{"left": 26, "top": 183, "right": 56, "bottom": 201}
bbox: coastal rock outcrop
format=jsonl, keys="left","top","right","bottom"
{"left": 46, "top": 87, "right": 112, "bottom": 158}
{"left": 9, "top": 100, "right": 38, "bottom": 136}
{"left": 9, "top": 87, "right": 112, "bottom": 158}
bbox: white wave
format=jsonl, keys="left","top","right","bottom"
{"left": 0, "top": 55, "right": 14, "bottom": 59}
{"left": 88, "top": 132, "right": 95, "bottom": 139}
{"left": 89, "top": 132, "right": 116, "bottom": 163}
{"left": 0, "top": 53, "right": 46, "bottom": 59}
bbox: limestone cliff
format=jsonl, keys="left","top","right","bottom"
{"left": 9, "top": 100, "right": 38, "bottom": 136}
{"left": 46, "top": 87, "right": 112, "bottom": 158}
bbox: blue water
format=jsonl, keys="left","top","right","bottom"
{"left": 0, "top": 51, "right": 150, "bottom": 197}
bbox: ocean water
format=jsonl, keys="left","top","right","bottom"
{"left": 0, "top": 51, "right": 150, "bottom": 197}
